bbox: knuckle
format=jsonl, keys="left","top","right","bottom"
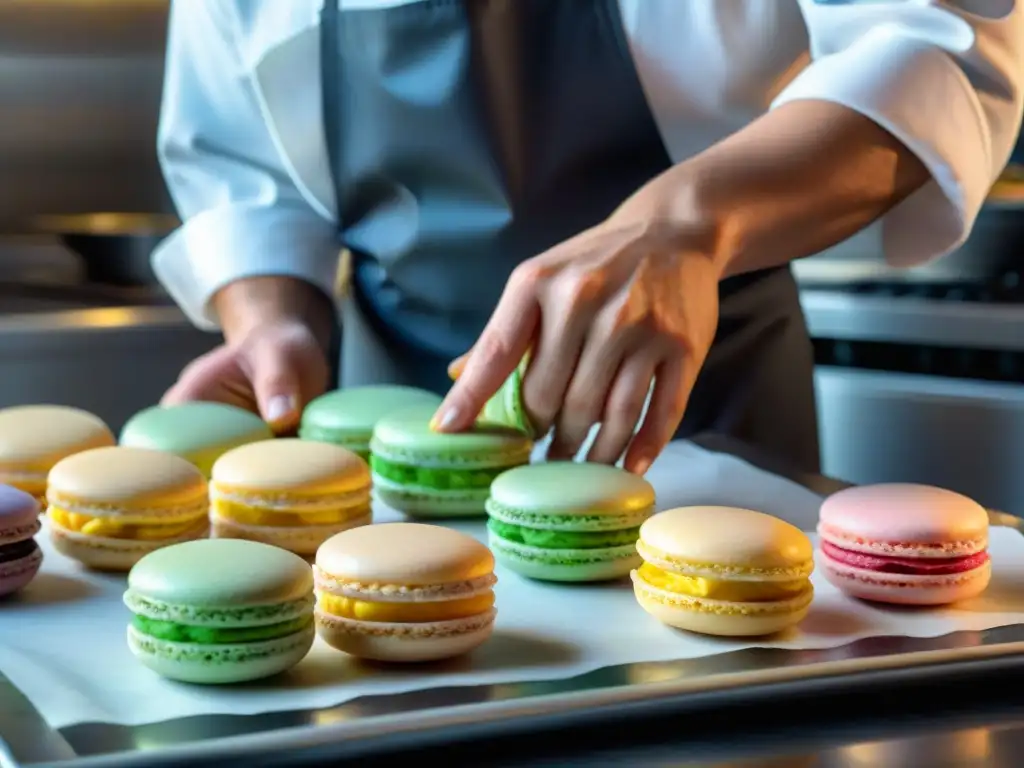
{"left": 555, "top": 268, "right": 605, "bottom": 313}
{"left": 509, "top": 261, "right": 547, "bottom": 293}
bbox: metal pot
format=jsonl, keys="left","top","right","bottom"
{"left": 32, "top": 212, "right": 178, "bottom": 287}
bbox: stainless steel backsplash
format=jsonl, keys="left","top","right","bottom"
{"left": 0, "top": 0, "right": 173, "bottom": 233}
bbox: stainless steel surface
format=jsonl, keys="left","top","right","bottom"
{"left": 0, "top": 306, "right": 220, "bottom": 431}
{"left": 800, "top": 290, "right": 1024, "bottom": 350}
{"left": 0, "top": 0, "right": 173, "bottom": 232}
{"left": 3, "top": 510, "right": 1018, "bottom": 767}
{"left": 0, "top": 673, "right": 76, "bottom": 768}
{"left": 814, "top": 367, "right": 1024, "bottom": 515}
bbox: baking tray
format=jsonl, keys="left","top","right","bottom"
{"left": 4, "top": 441, "right": 1023, "bottom": 768}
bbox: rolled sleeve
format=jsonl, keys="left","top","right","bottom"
{"left": 153, "top": 1, "right": 338, "bottom": 330}
{"left": 775, "top": 2, "right": 1024, "bottom": 267}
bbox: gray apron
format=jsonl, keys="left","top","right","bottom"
{"left": 321, "top": 0, "right": 821, "bottom": 472}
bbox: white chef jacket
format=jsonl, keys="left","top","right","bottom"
{"left": 154, "top": 0, "right": 1024, "bottom": 331}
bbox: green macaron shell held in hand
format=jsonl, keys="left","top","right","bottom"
{"left": 124, "top": 539, "right": 315, "bottom": 684}
{"left": 486, "top": 462, "right": 655, "bottom": 582}
{"left": 300, "top": 386, "right": 443, "bottom": 457}
{"left": 477, "top": 356, "right": 536, "bottom": 438}
{"left": 370, "top": 405, "right": 533, "bottom": 518}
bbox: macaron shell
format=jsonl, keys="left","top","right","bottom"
{"left": 632, "top": 579, "right": 811, "bottom": 637}
{"left": 0, "top": 548, "right": 43, "bottom": 596}
{"left": 128, "top": 538, "right": 314, "bottom": 607}
{"left": 314, "top": 609, "right": 495, "bottom": 662}
{"left": 489, "top": 537, "right": 640, "bottom": 582}
{"left": 639, "top": 506, "right": 813, "bottom": 577}
{"left": 211, "top": 439, "right": 370, "bottom": 495}
{"left": 818, "top": 484, "right": 988, "bottom": 556}
{"left": 127, "top": 623, "right": 314, "bottom": 684}
{"left": 316, "top": 522, "right": 494, "bottom": 586}
{"left": 211, "top": 511, "right": 371, "bottom": 557}
{"left": 0, "top": 405, "right": 115, "bottom": 471}
{"left": 488, "top": 462, "right": 655, "bottom": 516}
{"left": 50, "top": 516, "right": 210, "bottom": 572}
{"left": 371, "top": 406, "right": 532, "bottom": 467}
{"left": 0, "top": 485, "right": 41, "bottom": 533}
{"left": 300, "top": 386, "right": 443, "bottom": 440}
{"left": 47, "top": 447, "right": 207, "bottom": 508}
{"left": 372, "top": 479, "right": 490, "bottom": 518}
{"left": 821, "top": 555, "right": 992, "bottom": 606}
{"left": 120, "top": 403, "right": 273, "bottom": 457}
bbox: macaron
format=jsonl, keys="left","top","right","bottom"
{"left": 120, "top": 402, "right": 273, "bottom": 477}
{"left": 0, "top": 405, "right": 115, "bottom": 505}
{"left": 46, "top": 447, "right": 210, "bottom": 571}
{"left": 210, "top": 438, "right": 371, "bottom": 556}
{"left": 369, "top": 406, "right": 532, "bottom": 518}
{"left": 817, "top": 483, "right": 991, "bottom": 606}
{"left": 632, "top": 506, "right": 815, "bottom": 637}
{"left": 477, "top": 357, "right": 536, "bottom": 437}
{"left": 314, "top": 522, "right": 497, "bottom": 662}
{"left": 299, "top": 386, "right": 443, "bottom": 458}
{"left": 0, "top": 485, "right": 43, "bottom": 596}
{"left": 486, "top": 462, "right": 655, "bottom": 581}
{"left": 124, "top": 539, "right": 315, "bottom": 684}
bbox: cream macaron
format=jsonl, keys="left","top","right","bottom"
{"left": 314, "top": 523, "right": 497, "bottom": 662}
{"left": 210, "top": 439, "right": 372, "bottom": 556}
{"left": 0, "top": 405, "right": 115, "bottom": 505}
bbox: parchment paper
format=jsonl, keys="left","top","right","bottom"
{"left": 2, "top": 441, "right": 1023, "bottom": 729}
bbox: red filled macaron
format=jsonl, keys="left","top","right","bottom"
{"left": 818, "top": 483, "right": 991, "bottom": 606}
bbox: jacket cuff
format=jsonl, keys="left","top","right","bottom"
{"left": 772, "top": 26, "right": 992, "bottom": 267}
{"left": 152, "top": 204, "right": 340, "bottom": 330}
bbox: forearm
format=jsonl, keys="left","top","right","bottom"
{"left": 213, "top": 276, "right": 336, "bottom": 349}
{"left": 641, "top": 100, "right": 931, "bottom": 278}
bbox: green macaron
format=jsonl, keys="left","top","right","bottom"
{"left": 299, "top": 386, "right": 443, "bottom": 457}
{"left": 369, "top": 405, "right": 533, "bottom": 518}
{"left": 124, "top": 539, "right": 315, "bottom": 684}
{"left": 486, "top": 462, "right": 655, "bottom": 581}
{"left": 478, "top": 356, "right": 536, "bottom": 438}
{"left": 120, "top": 402, "right": 273, "bottom": 477}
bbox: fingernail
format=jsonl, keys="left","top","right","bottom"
{"left": 633, "top": 456, "right": 653, "bottom": 476}
{"left": 429, "top": 405, "right": 460, "bottom": 432}
{"left": 266, "top": 394, "right": 296, "bottom": 424}
{"left": 447, "top": 357, "right": 467, "bottom": 381}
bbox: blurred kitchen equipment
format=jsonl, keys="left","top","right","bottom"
{"left": 0, "top": 0, "right": 173, "bottom": 233}
{"left": 32, "top": 212, "right": 177, "bottom": 287}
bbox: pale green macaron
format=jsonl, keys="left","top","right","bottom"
{"left": 369, "top": 405, "right": 533, "bottom": 518}
{"left": 486, "top": 462, "right": 656, "bottom": 582}
{"left": 299, "top": 386, "right": 443, "bottom": 458}
{"left": 124, "top": 539, "right": 315, "bottom": 684}
{"left": 120, "top": 402, "right": 273, "bottom": 477}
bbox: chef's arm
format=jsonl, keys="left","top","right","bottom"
{"left": 646, "top": 0, "right": 1024, "bottom": 278}
{"left": 153, "top": 1, "right": 339, "bottom": 345}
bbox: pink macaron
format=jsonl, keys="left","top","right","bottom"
{"left": 0, "top": 484, "right": 43, "bottom": 596}
{"left": 818, "top": 483, "right": 990, "bottom": 606}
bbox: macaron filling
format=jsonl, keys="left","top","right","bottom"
{"left": 486, "top": 519, "right": 640, "bottom": 549}
{"left": 131, "top": 614, "right": 313, "bottom": 644}
{"left": 318, "top": 591, "right": 495, "bottom": 623}
{"left": 820, "top": 541, "right": 989, "bottom": 576}
{"left": 369, "top": 456, "right": 507, "bottom": 490}
{"left": 48, "top": 507, "right": 207, "bottom": 541}
{"left": 0, "top": 538, "right": 39, "bottom": 564}
{"left": 211, "top": 496, "right": 371, "bottom": 527}
{"left": 636, "top": 563, "right": 809, "bottom": 603}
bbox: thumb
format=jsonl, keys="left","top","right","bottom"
{"left": 247, "top": 342, "right": 303, "bottom": 431}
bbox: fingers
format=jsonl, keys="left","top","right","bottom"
{"left": 433, "top": 266, "right": 541, "bottom": 432}
{"left": 584, "top": 351, "right": 660, "bottom": 466}
{"left": 623, "top": 357, "right": 689, "bottom": 475}
{"left": 161, "top": 347, "right": 253, "bottom": 410}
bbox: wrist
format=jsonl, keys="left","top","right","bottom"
{"left": 213, "top": 276, "right": 336, "bottom": 349}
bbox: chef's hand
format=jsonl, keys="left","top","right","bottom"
{"left": 433, "top": 187, "right": 722, "bottom": 475}
{"left": 161, "top": 277, "right": 333, "bottom": 433}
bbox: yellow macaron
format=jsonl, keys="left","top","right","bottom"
{"left": 47, "top": 446, "right": 209, "bottom": 571}
{"left": 0, "top": 405, "right": 115, "bottom": 505}
{"left": 631, "top": 506, "right": 814, "bottom": 637}
{"left": 209, "top": 439, "right": 372, "bottom": 556}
